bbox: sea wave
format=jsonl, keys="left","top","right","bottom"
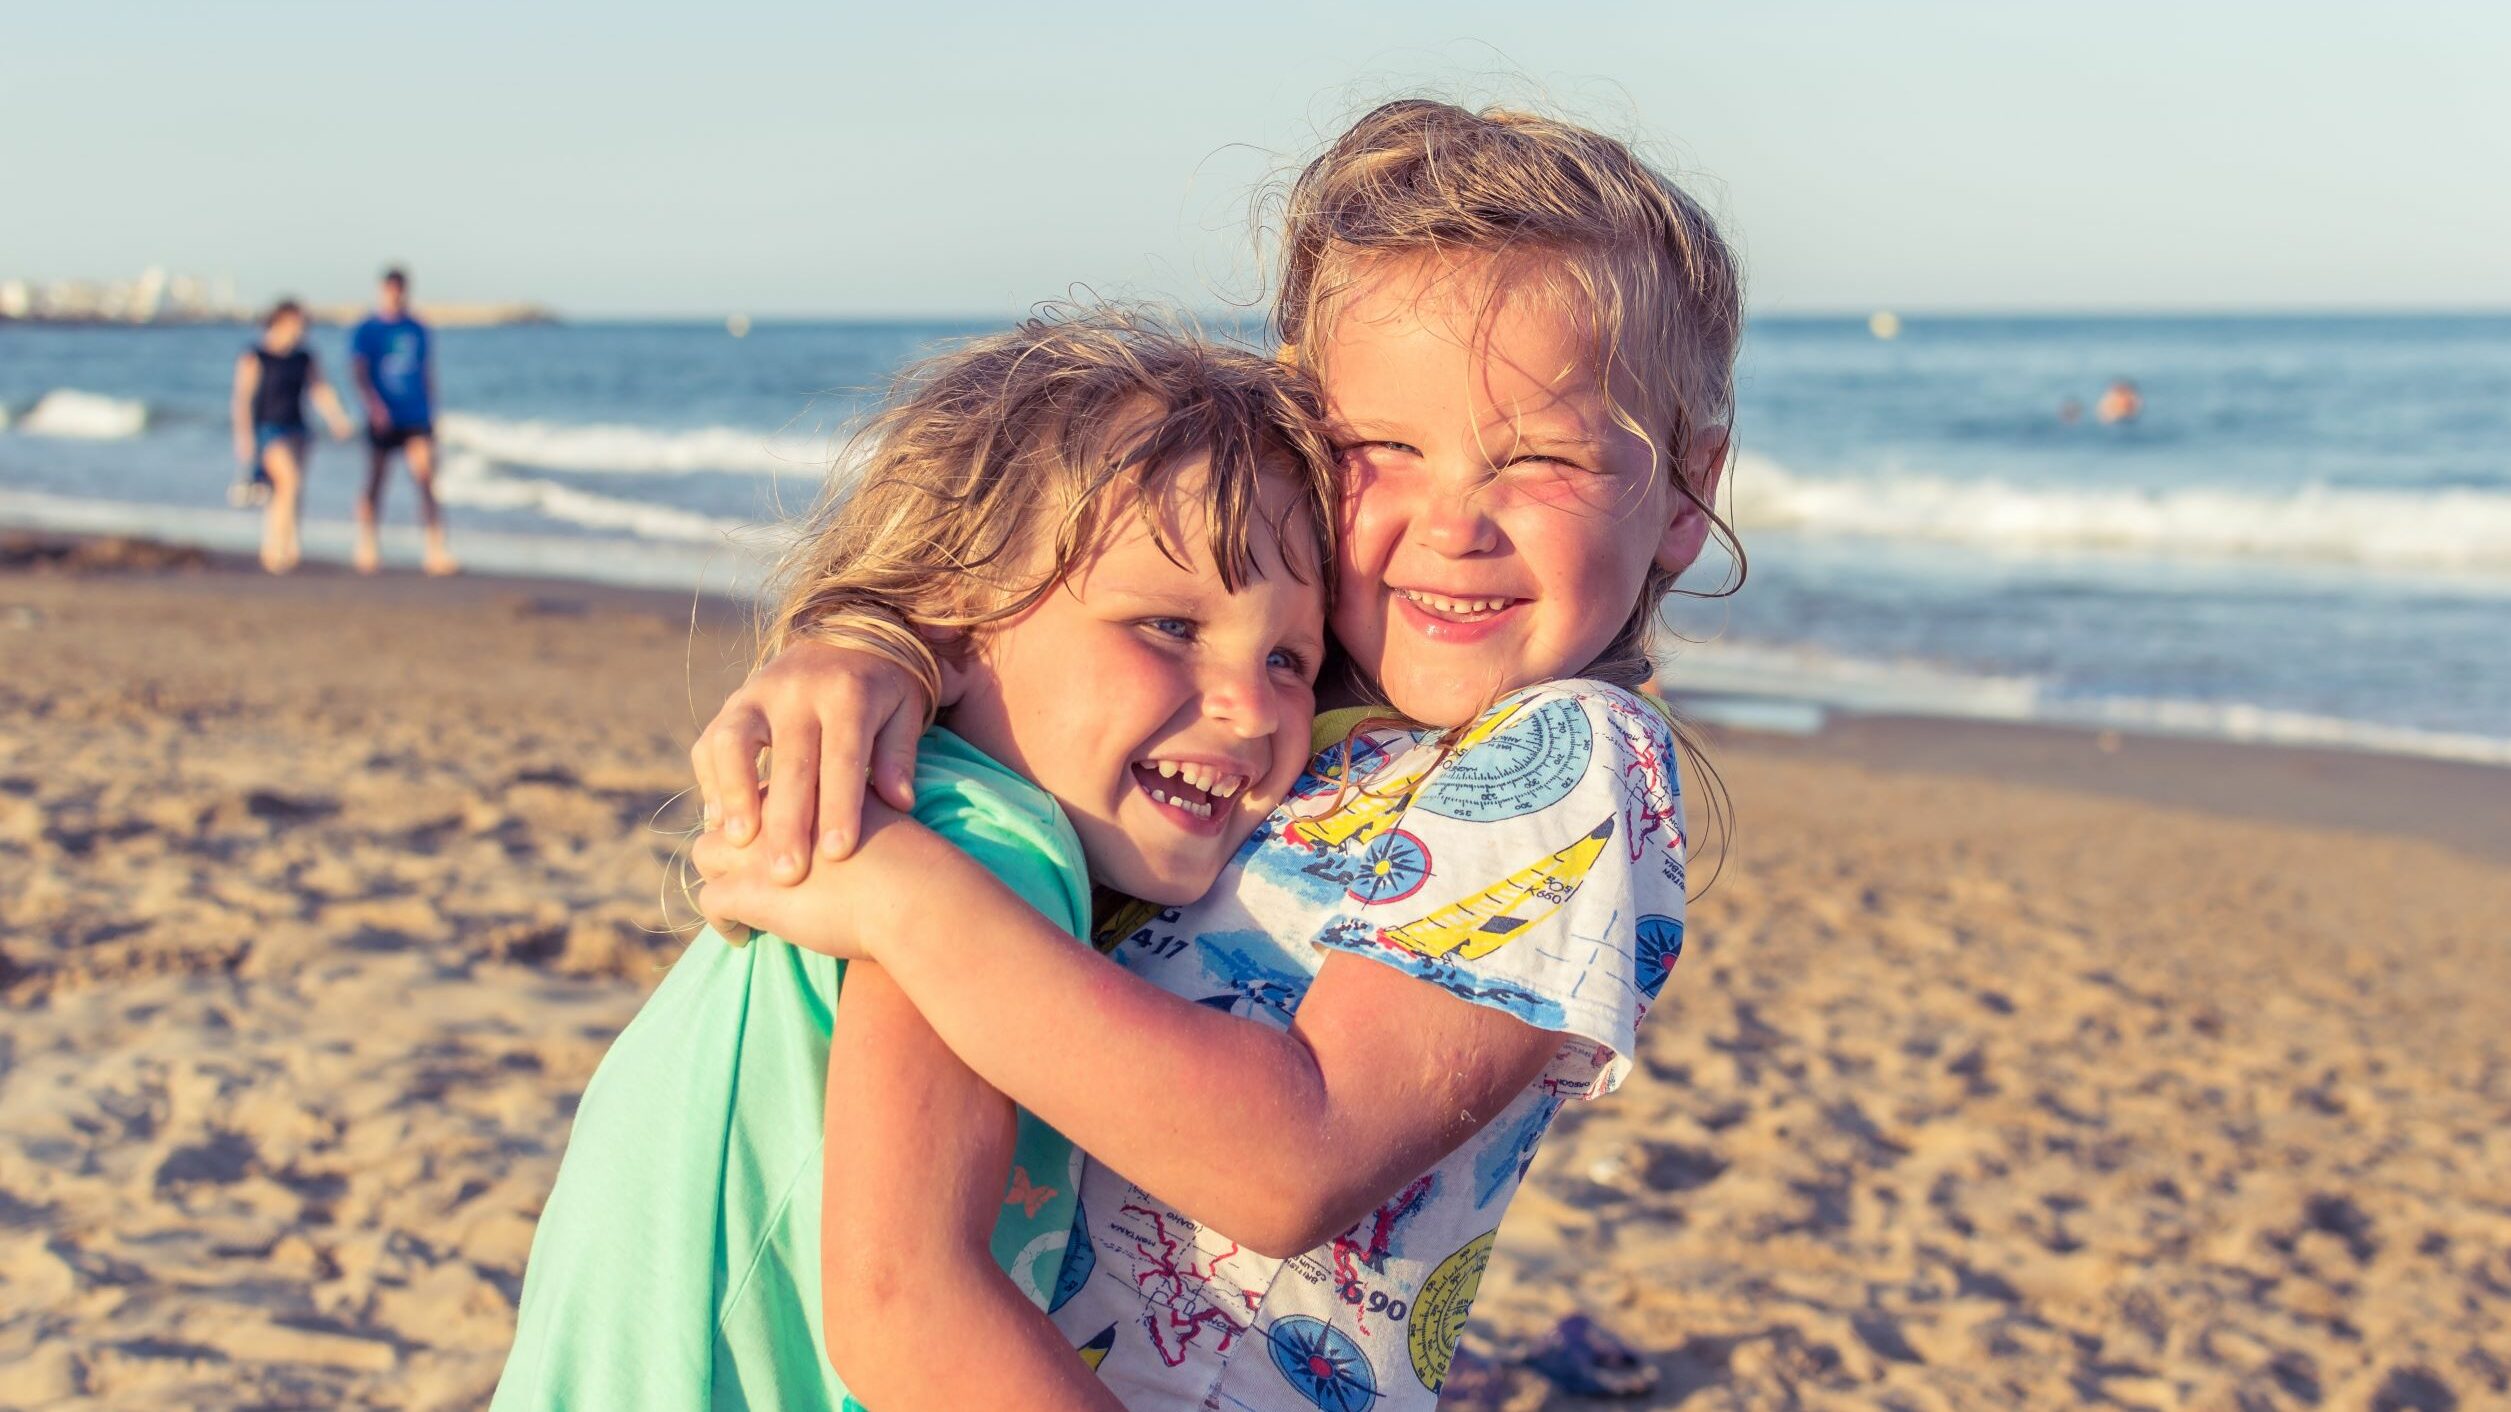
{"left": 1664, "top": 639, "right": 2511, "bottom": 766}
{"left": 435, "top": 411, "right": 834, "bottom": 477}
{"left": 434, "top": 453, "right": 753, "bottom": 542}
{"left": 1729, "top": 452, "right": 2511, "bottom": 573}
{"left": 14, "top": 390, "right": 148, "bottom": 440}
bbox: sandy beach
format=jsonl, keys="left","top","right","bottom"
{"left": 3, "top": 540, "right": 2505, "bottom": 1411}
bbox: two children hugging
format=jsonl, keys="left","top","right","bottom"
{"left": 496, "top": 98, "right": 1743, "bottom": 1412}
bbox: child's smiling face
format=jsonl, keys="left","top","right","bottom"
{"left": 1322, "top": 252, "right": 1712, "bottom": 727}
{"left": 944, "top": 459, "right": 1327, "bottom": 905}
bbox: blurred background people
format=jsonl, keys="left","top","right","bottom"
{"left": 350, "top": 268, "right": 456, "bottom": 575}
{"left": 227, "top": 298, "right": 352, "bottom": 574}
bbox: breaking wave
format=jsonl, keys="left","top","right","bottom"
{"left": 1730, "top": 452, "right": 2511, "bottom": 574}
{"left": 13, "top": 390, "right": 149, "bottom": 440}
{"left": 433, "top": 453, "right": 749, "bottom": 542}
{"left": 434, "top": 412, "right": 833, "bottom": 476}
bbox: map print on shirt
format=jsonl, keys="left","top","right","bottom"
{"left": 1049, "top": 681, "right": 1688, "bottom": 1412}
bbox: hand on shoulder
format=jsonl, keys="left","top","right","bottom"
{"left": 690, "top": 797, "right": 932, "bottom": 961}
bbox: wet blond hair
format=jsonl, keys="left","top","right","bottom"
{"left": 1274, "top": 98, "right": 1746, "bottom": 688}
{"left": 762, "top": 305, "right": 1338, "bottom": 702}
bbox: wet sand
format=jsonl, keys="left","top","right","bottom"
{"left": 3, "top": 541, "right": 2504, "bottom": 1410}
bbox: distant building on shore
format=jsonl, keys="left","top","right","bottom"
{"left": 0, "top": 268, "right": 554, "bottom": 327}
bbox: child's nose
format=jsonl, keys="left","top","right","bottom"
{"left": 1203, "top": 660, "right": 1283, "bottom": 740}
{"left": 1414, "top": 480, "right": 1500, "bottom": 557}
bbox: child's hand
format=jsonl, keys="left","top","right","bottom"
{"left": 690, "top": 639, "right": 932, "bottom": 874}
{"left": 690, "top": 809, "right": 898, "bottom": 961}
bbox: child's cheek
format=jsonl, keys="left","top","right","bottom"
{"left": 1338, "top": 462, "right": 1399, "bottom": 553}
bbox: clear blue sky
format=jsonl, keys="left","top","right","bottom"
{"left": 5, "top": 1, "right": 2505, "bottom": 316}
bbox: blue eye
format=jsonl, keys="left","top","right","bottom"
{"left": 1269, "top": 646, "right": 1315, "bottom": 679}
{"left": 1143, "top": 617, "right": 1194, "bottom": 640}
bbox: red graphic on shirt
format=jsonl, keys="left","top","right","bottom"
{"left": 1329, "top": 1174, "right": 1435, "bottom": 1333}
{"left": 1600, "top": 694, "right": 1682, "bottom": 863}
{"left": 1120, "top": 1203, "right": 1261, "bottom": 1367}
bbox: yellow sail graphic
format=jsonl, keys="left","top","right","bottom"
{"left": 1378, "top": 817, "right": 1614, "bottom": 961}
{"left": 1282, "top": 779, "right": 1410, "bottom": 851}
{"left": 1076, "top": 1324, "right": 1116, "bottom": 1372}
{"left": 1285, "top": 699, "right": 1535, "bottom": 851}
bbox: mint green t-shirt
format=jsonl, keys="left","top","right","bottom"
{"left": 492, "top": 730, "right": 1094, "bottom": 1411}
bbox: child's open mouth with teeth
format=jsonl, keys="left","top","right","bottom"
{"left": 1130, "top": 757, "right": 1250, "bottom": 823}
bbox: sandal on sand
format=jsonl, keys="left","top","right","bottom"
{"left": 1525, "top": 1313, "right": 1659, "bottom": 1398}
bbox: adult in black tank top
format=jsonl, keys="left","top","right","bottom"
{"left": 251, "top": 345, "right": 313, "bottom": 431}
{"left": 230, "top": 299, "right": 354, "bottom": 574}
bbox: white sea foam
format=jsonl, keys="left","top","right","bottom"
{"left": 1729, "top": 452, "right": 2511, "bottom": 574}
{"left": 16, "top": 390, "right": 148, "bottom": 440}
{"left": 435, "top": 412, "right": 835, "bottom": 477}
{"left": 1665, "top": 639, "right": 2511, "bottom": 766}
{"left": 433, "top": 453, "right": 754, "bottom": 543}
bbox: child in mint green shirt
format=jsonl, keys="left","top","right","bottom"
{"left": 490, "top": 311, "right": 1333, "bottom": 1409}
{"left": 494, "top": 733, "right": 1091, "bottom": 1410}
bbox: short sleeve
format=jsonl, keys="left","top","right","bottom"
{"left": 1309, "top": 682, "right": 1688, "bottom": 1098}
{"left": 909, "top": 749, "right": 1094, "bottom": 946}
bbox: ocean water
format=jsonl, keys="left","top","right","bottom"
{"left": 4, "top": 314, "right": 2507, "bottom": 763}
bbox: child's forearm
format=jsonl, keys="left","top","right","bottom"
{"left": 851, "top": 819, "right": 1397, "bottom": 1253}
{"left": 829, "top": 1262, "right": 1120, "bottom": 1412}
{"left": 823, "top": 962, "right": 1120, "bottom": 1410}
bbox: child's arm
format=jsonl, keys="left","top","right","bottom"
{"left": 710, "top": 821, "right": 1565, "bottom": 1258}
{"left": 692, "top": 638, "right": 934, "bottom": 867}
{"left": 822, "top": 961, "right": 1122, "bottom": 1412}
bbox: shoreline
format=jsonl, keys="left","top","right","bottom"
{"left": 12, "top": 529, "right": 2502, "bottom": 864}
{"left": 1685, "top": 704, "right": 2511, "bottom": 867}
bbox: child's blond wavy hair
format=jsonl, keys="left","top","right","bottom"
{"left": 1273, "top": 98, "right": 1746, "bottom": 689}
{"left": 762, "top": 306, "right": 1338, "bottom": 699}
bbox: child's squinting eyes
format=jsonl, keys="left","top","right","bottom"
{"left": 1338, "top": 440, "right": 1598, "bottom": 477}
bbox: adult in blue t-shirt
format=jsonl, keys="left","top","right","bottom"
{"left": 350, "top": 267, "right": 456, "bottom": 575}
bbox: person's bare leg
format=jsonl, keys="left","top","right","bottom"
{"left": 356, "top": 441, "right": 389, "bottom": 574}
{"left": 408, "top": 435, "right": 458, "bottom": 576}
{"left": 262, "top": 440, "right": 305, "bottom": 573}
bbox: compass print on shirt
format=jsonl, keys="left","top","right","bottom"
{"left": 1347, "top": 829, "right": 1432, "bottom": 905}
{"left": 1267, "top": 1315, "right": 1380, "bottom": 1412}
{"left": 1417, "top": 695, "right": 1594, "bottom": 822}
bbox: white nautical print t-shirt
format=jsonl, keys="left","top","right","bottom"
{"left": 1042, "top": 680, "right": 1689, "bottom": 1412}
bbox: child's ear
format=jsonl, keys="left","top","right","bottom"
{"left": 1655, "top": 427, "right": 1732, "bottom": 575}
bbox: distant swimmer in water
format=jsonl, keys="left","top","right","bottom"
{"left": 2057, "top": 398, "right": 2083, "bottom": 425}
{"left": 229, "top": 299, "right": 355, "bottom": 574}
{"left": 2097, "top": 378, "right": 2142, "bottom": 425}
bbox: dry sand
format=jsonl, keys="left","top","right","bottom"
{"left": 3, "top": 542, "right": 2505, "bottom": 1410}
